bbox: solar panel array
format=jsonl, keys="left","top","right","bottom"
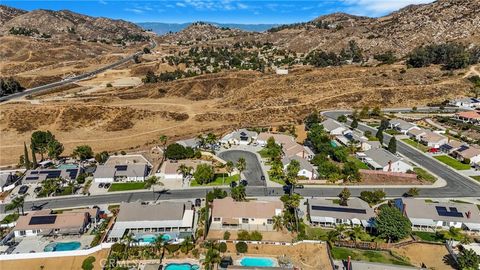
{"left": 311, "top": 205, "right": 367, "bottom": 214}
{"left": 115, "top": 165, "right": 128, "bottom": 171}
{"left": 435, "top": 206, "right": 463, "bottom": 218}
{"left": 29, "top": 215, "right": 57, "bottom": 225}
{"left": 66, "top": 169, "right": 78, "bottom": 179}
{"left": 25, "top": 176, "right": 39, "bottom": 181}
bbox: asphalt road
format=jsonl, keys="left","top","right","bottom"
{"left": 217, "top": 150, "right": 265, "bottom": 186}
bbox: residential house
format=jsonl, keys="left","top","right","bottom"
{"left": 419, "top": 131, "right": 448, "bottom": 149}
{"left": 281, "top": 156, "right": 317, "bottom": 180}
{"left": 407, "top": 128, "right": 427, "bottom": 141}
{"left": 108, "top": 202, "right": 195, "bottom": 242}
{"left": 356, "top": 148, "right": 413, "bottom": 173}
{"left": 439, "top": 140, "right": 465, "bottom": 154}
{"left": 283, "top": 143, "right": 315, "bottom": 161}
{"left": 210, "top": 197, "right": 283, "bottom": 231}
{"left": 93, "top": 164, "right": 149, "bottom": 183}
{"left": 321, "top": 118, "right": 347, "bottom": 135}
{"left": 388, "top": 119, "right": 421, "bottom": 134}
{"left": 176, "top": 138, "right": 201, "bottom": 149}
{"left": 0, "top": 173, "right": 18, "bottom": 192}
{"left": 360, "top": 140, "right": 382, "bottom": 152}
{"left": 220, "top": 129, "right": 258, "bottom": 145}
{"left": 454, "top": 111, "right": 480, "bottom": 126}
{"left": 13, "top": 208, "right": 98, "bottom": 238}
{"left": 308, "top": 198, "right": 375, "bottom": 228}
{"left": 450, "top": 97, "right": 480, "bottom": 109}
{"left": 256, "top": 132, "right": 296, "bottom": 147}
{"left": 23, "top": 167, "right": 82, "bottom": 184}
{"left": 159, "top": 160, "right": 212, "bottom": 180}
{"left": 395, "top": 198, "right": 480, "bottom": 231}
{"left": 453, "top": 146, "right": 480, "bottom": 165}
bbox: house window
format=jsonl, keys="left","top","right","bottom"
{"left": 267, "top": 219, "right": 273, "bottom": 224}
{"left": 19, "top": 230, "right": 26, "bottom": 236}
{"left": 242, "top": 218, "right": 249, "bottom": 224}
{"left": 214, "top": 217, "right": 221, "bottom": 222}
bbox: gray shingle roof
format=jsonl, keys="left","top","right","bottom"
{"left": 116, "top": 201, "right": 192, "bottom": 222}
{"left": 399, "top": 198, "right": 480, "bottom": 224}
{"left": 321, "top": 119, "right": 345, "bottom": 132}
{"left": 308, "top": 198, "right": 375, "bottom": 220}
{"left": 363, "top": 148, "right": 400, "bottom": 168}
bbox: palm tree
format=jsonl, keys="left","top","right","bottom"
{"left": 334, "top": 224, "right": 347, "bottom": 239}
{"left": 236, "top": 157, "right": 246, "bottom": 184}
{"left": 326, "top": 230, "right": 340, "bottom": 247}
{"left": 206, "top": 133, "right": 217, "bottom": 152}
{"left": 203, "top": 248, "right": 221, "bottom": 270}
{"left": 348, "top": 225, "right": 364, "bottom": 243}
{"left": 197, "top": 134, "right": 207, "bottom": 149}
{"left": 177, "top": 164, "right": 193, "bottom": 183}
{"left": 180, "top": 236, "right": 194, "bottom": 254}
{"left": 231, "top": 185, "right": 246, "bottom": 201}
{"left": 67, "top": 180, "right": 77, "bottom": 195}
{"left": 6, "top": 195, "right": 25, "bottom": 215}
{"left": 154, "top": 234, "right": 167, "bottom": 264}
{"left": 159, "top": 135, "right": 168, "bottom": 160}
{"left": 122, "top": 233, "right": 135, "bottom": 258}
{"left": 272, "top": 215, "right": 283, "bottom": 232}
{"left": 144, "top": 176, "right": 161, "bottom": 189}
{"left": 225, "top": 161, "right": 234, "bottom": 177}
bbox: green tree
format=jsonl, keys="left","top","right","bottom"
{"left": 376, "top": 128, "right": 384, "bottom": 144}
{"left": 218, "top": 242, "right": 227, "bottom": 253}
{"left": 31, "top": 145, "right": 38, "bottom": 168}
{"left": 72, "top": 145, "right": 94, "bottom": 160}
{"left": 406, "top": 187, "right": 419, "bottom": 197}
{"left": 457, "top": 247, "right": 480, "bottom": 270}
{"left": 337, "top": 115, "right": 347, "bottom": 123}
{"left": 272, "top": 215, "right": 283, "bottom": 232}
{"left": 177, "top": 164, "right": 193, "bottom": 182}
{"left": 144, "top": 176, "right": 160, "bottom": 189}
{"left": 5, "top": 195, "right": 25, "bottom": 215}
{"left": 351, "top": 118, "right": 358, "bottom": 129}
{"left": 23, "top": 142, "right": 30, "bottom": 169}
{"left": 223, "top": 231, "right": 231, "bottom": 240}
{"left": 203, "top": 248, "right": 221, "bottom": 270}
{"left": 235, "top": 242, "right": 248, "bottom": 253}
{"left": 342, "top": 161, "right": 361, "bottom": 182}
{"left": 180, "top": 236, "right": 194, "bottom": 254}
{"left": 388, "top": 137, "right": 397, "bottom": 154}
{"left": 47, "top": 139, "right": 64, "bottom": 160}
{"left": 236, "top": 157, "right": 246, "bottom": 183}
{"left": 225, "top": 161, "right": 234, "bottom": 176}
{"left": 286, "top": 159, "right": 300, "bottom": 192}
{"left": 376, "top": 206, "right": 411, "bottom": 243}
{"left": 193, "top": 164, "right": 214, "bottom": 185}
{"left": 165, "top": 143, "right": 188, "bottom": 160}
{"left": 81, "top": 256, "right": 96, "bottom": 270}
{"left": 154, "top": 234, "right": 167, "bottom": 264}
{"left": 231, "top": 185, "right": 246, "bottom": 201}
{"left": 31, "top": 130, "right": 55, "bottom": 160}
{"left": 94, "top": 151, "right": 109, "bottom": 164}
{"left": 338, "top": 188, "right": 351, "bottom": 206}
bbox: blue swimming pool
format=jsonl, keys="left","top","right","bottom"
{"left": 240, "top": 257, "right": 275, "bottom": 267}
{"left": 137, "top": 234, "right": 172, "bottom": 243}
{"left": 44, "top": 241, "right": 81, "bottom": 252}
{"left": 164, "top": 263, "right": 199, "bottom": 270}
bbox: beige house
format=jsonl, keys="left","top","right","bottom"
{"left": 210, "top": 198, "right": 283, "bottom": 231}
{"left": 158, "top": 160, "right": 212, "bottom": 180}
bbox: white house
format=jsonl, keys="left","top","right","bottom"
{"left": 395, "top": 198, "right": 480, "bottom": 232}
{"left": 450, "top": 97, "right": 480, "bottom": 109}
{"left": 282, "top": 156, "right": 317, "bottom": 180}
{"left": 210, "top": 197, "right": 283, "bottom": 231}
{"left": 158, "top": 160, "right": 212, "bottom": 180}
{"left": 220, "top": 129, "right": 258, "bottom": 145}
{"left": 388, "top": 119, "right": 421, "bottom": 134}
{"left": 256, "top": 132, "right": 295, "bottom": 147}
{"left": 108, "top": 202, "right": 195, "bottom": 242}
{"left": 357, "top": 148, "right": 413, "bottom": 173}
{"left": 0, "top": 173, "right": 18, "bottom": 192}
{"left": 453, "top": 146, "right": 480, "bottom": 165}
{"left": 454, "top": 111, "right": 480, "bottom": 126}
{"left": 419, "top": 131, "right": 448, "bottom": 149}
{"left": 93, "top": 164, "right": 149, "bottom": 183}
{"left": 360, "top": 140, "right": 382, "bottom": 151}
{"left": 407, "top": 128, "right": 427, "bottom": 141}
{"left": 321, "top": 118, "right": 347, "bottom": 135}
{"left": 308, "top": 198, "right": 375, "bottom": 228}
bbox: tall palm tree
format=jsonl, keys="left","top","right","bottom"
{"left": 348, "top": 225, "right": 364, "bottom": 243}
{"left": 203, "top": 248, "right": 221, "bottom": 270}
{"left": 231, "top": 186, "right": 246, "bottom": 201}
{"left": 225, "top": 161, "right": 234, "bottom": 177}
{"left": 272, "top": 215, "right": 283, "bottom": 232}
{"left": 180, "top": 236, "right": 194, "bottom": 254}
{"left": 122, "top": 233, "right": 135, "bottom": 258}
{"left": 67, "top": 180, "right": 77, "bottom": 195}
{"left": 334, "top": 224, "right": 347, "bottom": 239}
{"left": 326, "top": 230, "right": 340, "bottom": 247}
{"left": 206, "top": 133, "right": 217, "bottom": 152}
{"left": 6, "top": 195, "right": 25, "bottom": 215}
{"left": 159, "top": 135, "right": 168, "bottom": 160}
{"left": 154, "top": 234, "right": 167, "bottom": 264}
{"left": 236, "top": 157, "right": 246, "bottom": 184}
{"left": 177, "top": 164, "right": 193, "bottom": 182}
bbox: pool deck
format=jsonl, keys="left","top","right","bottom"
{"left": 11, "top": 235, "right": 94, "bottom": 254}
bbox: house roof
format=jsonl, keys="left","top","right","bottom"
{"left": 24, "top": 167, "right": 81, "bottom": 183}
{"left": 222, "top": 129, "right": 258, "bottom": 142}
{"left": 93, "top": 164, "right": 148, "bottom": 179}
{"left": 308, "top": 198, "right": 375, "bottom": 221}
{"left": 176, "top": 138, "right": 201, "bottom": 148}
{"left": 281, "top": 156, "right": 315, "bottom": 172}
{"left": 0, "top": 173, "right": 16, "bottom": 187}
{"left": 364, "top": 141, "right": 382, "bottom": 149}
{"left": 14, "top": 210, "right": 89, "bottom": 231}
{"left": 456, "top": 111, "right": 480, "bottom": 120}
{"left": 420, "top": 131, "right": 447, "bottom": 143}
{"left": 389, "top": 119, "right": 417, "bottom": 131}
{"left": 116, "top": 201, "right": 191, "bottom": 222}
{"left": 257, "top": 132, "right": 295, "bottom": 145}
{"left": 162, "top": 160, "right": 211, "bottom": 175}
{"left": 283, "top": 143, "right": 313, "bottom": 158}
{"left": 398, "top": 198, "right": 480, "bottom": 224}
{"left": 211, "top": 197, "right": 283, "bottom": 219}
{"left": 321, "top": 119, "right": 345, "bottom": 132}
{"left": 363, "top": 148, "right": 401, "bottom": 168}
{"left": 407, "top": 128, "right": 426, "bottom": 136}
{"left": 456, "top": 146, "right": 480, "bottom": 159}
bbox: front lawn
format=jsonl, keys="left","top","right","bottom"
{"left": 190, "top": 173, "right": 239, "bottom": 186}
{"left": 108, "top": 182, "right": 146, "bottom": 192}
{"left": 348, "top": 156, "right": 370, "bottom": 170}
{"left": 412, "top": 231, "right": 444, "bottom": 243}
{"left": 412, "top": 167, "right": 436, "bottom": 183}
{"left": 434, "top": 155, "right": 471, "bottom": 170}
{"left": 331, "top": 247, "right": 411, "bottom": 266}
{"left": 304, "top": 227, "right": 330, "bottom": 241}
{"left": 401, "top": 138, "right": 429, "bottom": 152}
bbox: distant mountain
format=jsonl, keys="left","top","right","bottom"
{"left": 137, "top": 21, "right": 279, "bottom": 34}
{"left": 0, "top": 5, "right": 148, "bottom": 41}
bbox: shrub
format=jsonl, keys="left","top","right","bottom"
{"left": 106, "top": 83, "right": 113, "bottom": 87}
{"left": 82, "top": 256, "right": 96, "bottom": 270}
{"left": 223, "top": 231, "right": 231, "bottom": 240}
{"left": 235, "top": 241, "right": 248, "bottom": 253}
{"left": 166, "top": 244, "right": 180, "bottom": 254}
{"left": 250, "top": 231, "right": 263, "bottom": 241}
{"left": 120, "top": 150, "right": 126, "bottom": 155}
{"left": 218, "top": 242, "right": 227, "bottom": 253}
{"left": 237, "top": 230, "right": 250, "bottom": 240}
{"left": 196, "top": 228, "right": 204, "bottom": 239}
{"left": 111, "top": 243, "right": 125, "bottom": 253}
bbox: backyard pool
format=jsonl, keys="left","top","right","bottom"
{"left": 136, "top": 234, "right": 172, "bottom": 243}
{"left": 44, "top": 241, "right": 81, "bottom": 252}
{"left": 240, "top": 257, "right": 276, "bottom": 267}
{"left": 164, "top": 263, "right": 200, "bottom": 270}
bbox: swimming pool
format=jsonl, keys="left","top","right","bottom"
{"left": 164, "top": 263, "right": 200, "bottom": 270}
{"left": 240, "top": 257, "right": 276, "bottom": 267}
{"left": 136, "top": 234, "right": 172, "bottom": 243}
{"left": 56, "top": 164, "right": 78, "bottom": 170}
{"left": 44, "top": 241, "right": 81, "bottom": 252}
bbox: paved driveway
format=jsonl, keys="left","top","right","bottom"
{"left": 217, "top": 150, "right": 265, "bottom": 186}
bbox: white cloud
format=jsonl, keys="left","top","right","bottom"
{"left": 175, "top": 0, "right": 249, "bottom": 11}
{"left": 98, "top": 0, "right": 107, "bottom": 5}
{"left": 342, "top": 0, "right": 435, "bottom": 15}
{"left": 176, "top": 2, "right": 187, "bottom": 7}
{"left": 124, "top": 8, "right": 144, "bottom": 14}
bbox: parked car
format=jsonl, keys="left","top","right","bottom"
{"left": 260, "top": 175, "right": 265, "bottom": 181}
{"left": 295, "top": 184, "right": 304, "bottom": 189}
{"left": 104, "top": 183, "right": 111, "bottom": 189}
{"left": 18, "top": 185, "right": 29, "bottom": 195}
{"left": 195, "top": 198, "right": 202, "bottom": 207}
{"left": 240, "top": 180, "right": 248, "bottom": 186}
{"left": 98, "top": 183, "right": 105, "bottom": 188}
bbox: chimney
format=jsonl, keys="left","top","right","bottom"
{"left": 466, "top": 211, "right": 471, "bottom": 219}
{"left": 403, "top": 203, "right": 407, "bottom": 216}
{"left": 387, "top": 160, "right": 392, "bottom": 172}
{"left": 347, "top": 256, "right": 351, "bottom": 270}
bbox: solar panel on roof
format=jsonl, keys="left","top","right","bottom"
{"left": 25, "top": 176, "right": 39, "bottom": 180}
{"left": 311, "top": 205, "right": 367, "bottom": 214}
{"left": 29, "top": 215, "right": 57, "bottom": 225}
{"left": 30, "top": 171, "right": 39, "bottom": 174}
{"left": 67, "top": 169, "right": 78, "bottom": 179}
{"left": 115, "top": 165, "right": 128, "bottom": 171}
{"left": 435, "top": 206, "right": 463, "bottom": 218}
{"left": 46, "top": 171, "right": 61, "bottom": 179}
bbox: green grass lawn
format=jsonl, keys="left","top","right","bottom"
{"left": 331, "top": 247, "right": 411, "bottom": 266}
{"left": 1, "top": 213, "right": 19, "bottom": 224}
{"left": 258, "top": 148, "right": 270, "bottom": 159}
{"left": 348, "top": 156, "right": 370, "bottom": 170}
{"left": 434, "top": 155, "right": 471, "bottom": 170}
{"left": 304, "top": 227, "right": 330, "bottom": 241}
{"left": 108, "top": 182, "right": 146, "bottom": 192}
{"left": 471, "top": 176, "right": 480, "bottom": 182}
{"left": 413, "top": 231, "right": 444, "bottom": 243}
{"left": 401, "top": 138, "right": 429, "bottom": 152}
{"left": 412, "top": 167, "right": 436, "bottom": 183}
{"left": 190, "top": 173, "right": 239, "bottom": 186}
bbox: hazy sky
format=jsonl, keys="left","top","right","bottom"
{"left": 4, "top": 0, "right": 435, "bottom": 24}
